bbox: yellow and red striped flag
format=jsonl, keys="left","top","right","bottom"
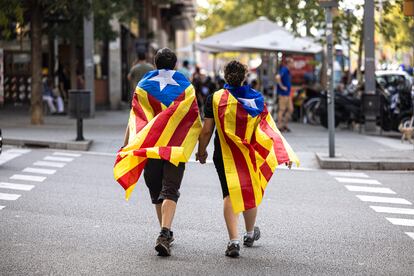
{"left": 213, "top": 87, "right": 299, "bottom": 213}
{"left": 114, "top": 69, "right": 202, "bottom": 200}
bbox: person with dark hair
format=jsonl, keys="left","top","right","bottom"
{"left": 196, "top": 60, "right": 298, "bottom": 258}
{"left": 128, "top": 51, "right": 154, "bottom": 95}
{"left": 178, "top": 60, "right": 191, "bottom": 80}
{"left": 117, "top": 47, "right": 202, "bottom": 257}
{"left": 192, "top": 66, "right": 205, "bottom": 110}
{"left": 275, "top": 57, "right": 294, "bottom": 132}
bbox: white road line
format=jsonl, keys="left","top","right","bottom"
{"left": 0, "top": 193, "right": 21, "bottom": 200}
{"left": 335, "top": 177, "right": 381, "bottom": 185}
{"left": 0, "top": 206, "right": 5, "bottom": 210}
{"left": 53, "top": 152, "right": 81, "bottom": 157}
{"left": 386, "top": 218, "right": 414, "bottom": 227}
{"left": 345, "top": 185, "right": 396, "bottom": 194}
{"left": 406, "top": 232, "right": 414, "bottom": 240}
{"left": 370, "top": 206, "right": 414, "bottom": 215}
{"left": 0, "top": 182, "right": 34, "bottom": 191}
{"left": 23, "top": 167, "right": 56, "bottom": 175}
{"left": 33, "top": 161, "right": 66, "bottom": 168}
{"left": 10, "top": 174, "right": 46, "bottom": 182}
{"left": 328, "top": 171, "right": 369, "bottom": 178}
{"left": 0, "top": 149, "right": 31, "bottom": 165}
{"left": 356, "top": 195, "right": 412, "bottom": 205}
{"left": 44, "top": 156, "right": 74, "bottom": 162}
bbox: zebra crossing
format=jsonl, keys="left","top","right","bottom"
{"left": 328, "top": 171, "right": 414, "bottom": 241}
{"left": 0, "top": 150, "right": 81, "bottom": 211}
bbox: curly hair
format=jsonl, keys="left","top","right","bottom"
{"left": 154, "top": 47, "right": 177, "bottom": 70}
{"left": 224, "top": 60, "right": 247, "bottom": 86}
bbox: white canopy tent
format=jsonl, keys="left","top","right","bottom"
{"left": 184, "top": 17, "right": 322, "bottom": 54}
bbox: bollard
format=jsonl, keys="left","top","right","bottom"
{"left": 68, "top": 90, "right": 91, "bottom": 141}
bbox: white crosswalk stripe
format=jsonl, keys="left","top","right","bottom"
{"left": 370, "top": 206, "right": 414, "bottom": 215}
{"left": 386, "top": 218, "right": 414, "bottom": 227}
{"left": 328, "top": 171, "right": 369, "bottom": 178}
{"left": 0, "top": 193, "right": 21, "bottom": 200}
{"left": 0, "top": 149, "right": 31, "bottom": 165}
{"left": 10, "top": 174, "right": 46, "bottom": 182}
{"left": 0, "top": 206, "right": 5, "bottom": 210}
{"left": 0, "top": 182, "right": 34, "bottom": 191}
{"left": 23, "top": 167, "right": 56, "bottom": 175}
{"left": 44, "top": 156, "right": 74, "bottom": 162}
{"left": 33, "top": 161, "right": 66, "bottom": 168}
{"left": 345, "top": 185, "right": 396, "bottom": 194}
{"left": 406, "top": 232, "right": 414, "bottom": 240}
{"left": 336, "top": 177, "right": 381, "bottom": 185}
{"left": 53, "top": 152, "right": 81, "bottom": 157}
{"left": 356, "top": 195, "right": 412, "bottom": 205}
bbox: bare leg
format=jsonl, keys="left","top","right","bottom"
{"left": 161, "top": 199, "right": 176, "bottom": 229}
{"left": 223, "top": 196, "right": 239, "bottom": 240}
{"left": 155, "top": 203, "right": 162, "bottom": 226}
{"left": 277, "top": 108, "right": 285, "bottom": 130}
{"left": 242, "top": 207, "right": 257, "bottom": 233}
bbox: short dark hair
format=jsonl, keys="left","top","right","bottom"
{"left": 154, "top": 48, "right": 177, "bottom": 70}
{"left": 137, "top": 52, "right": 146, "bottom": 61}
{"left": 224, "top": 60, "right": 247, "bottom": 86}
{"left": 183, "top": 60, "right": 189, "bottom": 67}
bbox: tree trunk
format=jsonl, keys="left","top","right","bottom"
{"left": 356, "top": 23, "right": 364, "bottom": 83}
{"left": 69, "top": 40, "right": 77, "bottom": 89}
{"left": 30, "top": 1, "right": 43, "bottom": 125}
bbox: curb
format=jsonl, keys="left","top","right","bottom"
{"left": 3, "top": 138, "right": 93, "bottom": 151}
{"left": 315, "top": 153, "right": 414, "bottom": 171}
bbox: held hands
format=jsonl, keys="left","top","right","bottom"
{"left": 285, "top": 161, "right": 293, "bottom": 169}
{"left": 196, "top": 152, "right": 208, "bottom": 164}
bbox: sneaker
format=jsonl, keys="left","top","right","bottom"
{"left": 243, "top": 226, "right": 261, "bottom": 247}
{"left": 225, "top": 242, "right": 240, "bottom": 258}
{"left": 155, "top": 229, "right": 171, "bottom": 257}
{"left": 168, "top": 230, "right": 174, "bottom": 246}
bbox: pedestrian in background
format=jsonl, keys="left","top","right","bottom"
{"left": 128, "top": 52, "right": 154, "bottom": 97}
{"left": 177, "top": 60, "right": 191, "bottom": 80}
{"left": 196, "top": 60, "right": 298, "bottom": 258}
{"left": 276, "top": 57, "right": 294, "bottom": 132}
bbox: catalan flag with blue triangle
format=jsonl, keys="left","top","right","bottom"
{"left": 114, "top": 69, "right": 202, "bottom": 200}
{"left": 213, "top": 85, "right": 299, "bottom": 213}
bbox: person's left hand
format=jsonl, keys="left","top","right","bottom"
{"left": 196, "top": 152, "right": 208, "bottom": 164}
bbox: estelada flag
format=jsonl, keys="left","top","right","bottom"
{"left": 213, "top": 85, "right": 299, "bottom": 213}
{"left": 114, "top": 69, "right": 202, "bottom": 199}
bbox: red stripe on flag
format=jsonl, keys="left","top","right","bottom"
{"left": 140, "top": 92, "right": 186, "bottom": 148}
{"left": 260, "top": 161, "right": 273, "bottom": 182}
{"left": 116, "top": 158, "right": 147, "bottom": 191}
{"left": 167, "top": 99, "right": 199, "bottom": 146}
{"left": 147, "top": 93, "right": 163, "bottom": 115}
{"left": 132, "top": 94, "right": 148, "bottom": 132}
{"left": 159, "top": 147, "right": 172, "bottom": 160}
{"left": 235, "top": 101, "right": 248, "bottom": 139}
{"left": 218, "top": 91, "right": 256, "bottom": 210}
{"left": 259, "top": 116, "right": 290, "bottom": 165}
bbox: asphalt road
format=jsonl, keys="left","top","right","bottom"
{"left": 0, "top": 146, "right": 414, "bottom": 275}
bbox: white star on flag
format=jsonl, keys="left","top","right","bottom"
{"left": 148, "top": 69, "right": 180, "bottom": 91}
{"left": 238, "top": 97, "right": 258, "bottom": 109}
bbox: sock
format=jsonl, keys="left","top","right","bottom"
{"left": 245, "top": 231, "right": 254, "bottom": 238}
{"left": 160, "top": 227, "right": 170, "bottom": 237}
{"left": 230, "top": 239, "right": 240, "bottom": 245}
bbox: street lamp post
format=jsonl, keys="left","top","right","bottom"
{"left": 319, "top": 0, "right": 338, "bottom": 158}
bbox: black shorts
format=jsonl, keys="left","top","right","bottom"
{"left": 143, "top": 159, "right": 185, "bottom": 204}
{"left": 213, "top": 136, "right": 229, "bottom": 199}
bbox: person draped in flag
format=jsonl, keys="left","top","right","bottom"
{"left": 114, "top": 48, "right": 202, "bottom": 257}
{"left": 196, "top": 60, "right": 299, "bottom": 258}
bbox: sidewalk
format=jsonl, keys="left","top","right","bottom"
{"left": 1, "top": 107, "right": 413, "bottom": 170}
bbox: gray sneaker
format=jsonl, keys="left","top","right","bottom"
{"left": 243, "top": 226, "right": 261, "bottom": 247}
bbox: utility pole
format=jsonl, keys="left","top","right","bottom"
{"left": 84, "top": 0, "right": 95, "bottom": 116}
{"left": 319, "top": 0, "right": 338, "bottom": 158}
{"left": 363, "top": 0, "right": 377, "bottom": 133}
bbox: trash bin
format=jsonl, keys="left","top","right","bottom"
{"left": 68, "top": 90, "right": 91, "bottom": 141}
{"left": 68, "top": 90, "right": 91, "bottom": 119}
